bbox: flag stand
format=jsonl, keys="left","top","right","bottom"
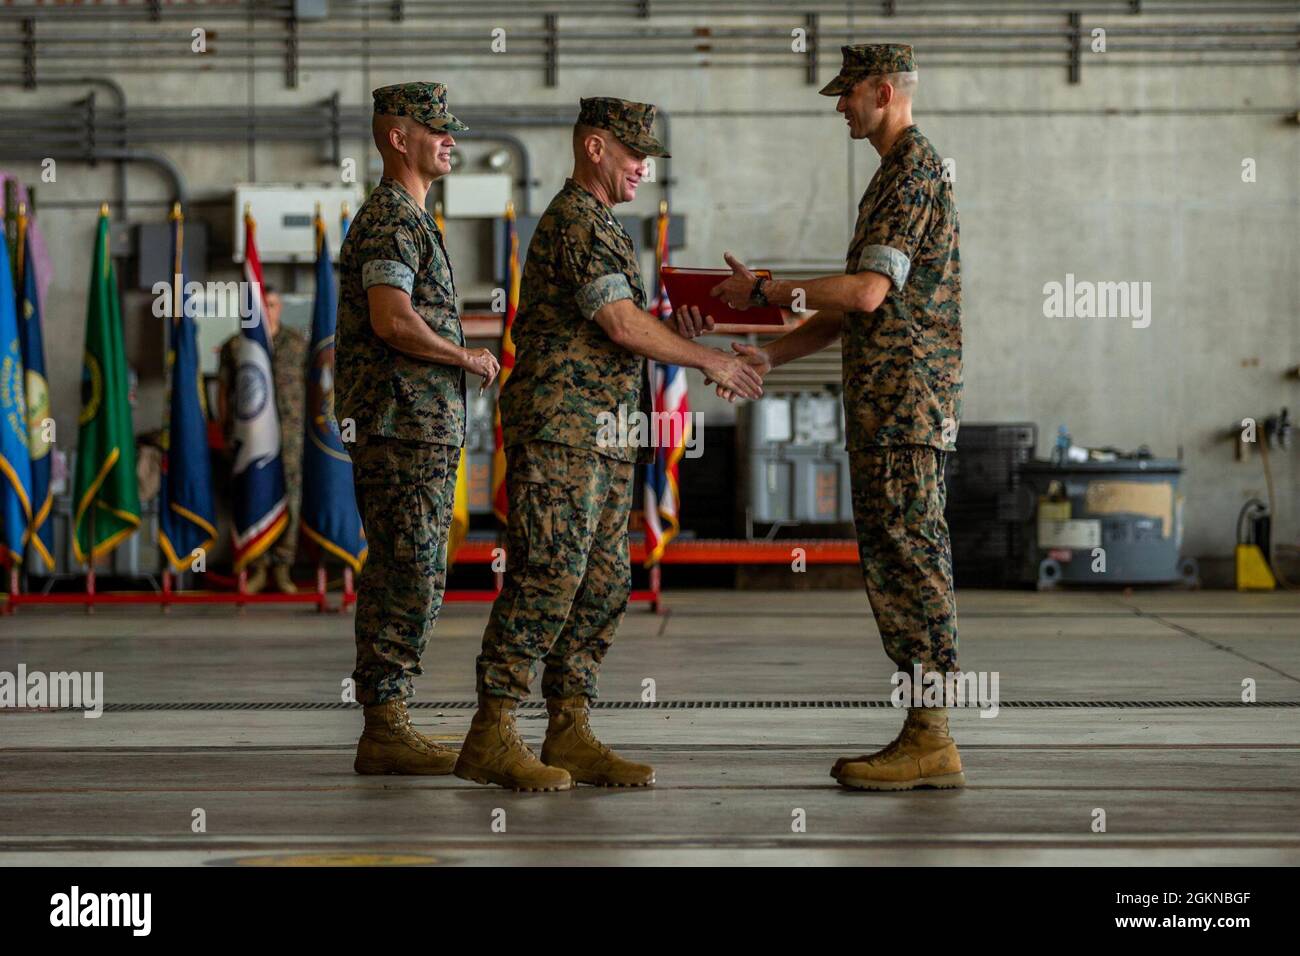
{"left": 85, "top": 507, "right": 96, "bottom": 614}
{"left": 314, "top": 561, "right": 329, "bottom": 613}
{"left": 649, "top": 564, "right": 662, "bottom": 614}
{"left": 35, "top": 561, "right": 339, "bottom": 612}
{"left": 3, "top": 538, "right": 872, "bottom": 616}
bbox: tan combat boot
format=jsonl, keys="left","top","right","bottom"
{"left": 542, "top": 696, "right": 655, "bottom": 787}
{"left": 354, "top": 699, "right": 458, "bottom": 775}
{"left": 454, "top": 696, "right": 573, "bottom": 792}
{"left": 272, "top": 564, "right": 298, "bottom": 594}
{"left": 833, "top": 708, "right": 965, "bottom": 791}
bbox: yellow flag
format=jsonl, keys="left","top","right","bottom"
{"left": 448, "top": 447, "right": 469, "bottom": 567}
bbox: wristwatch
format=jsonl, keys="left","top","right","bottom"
{"left": 750, "top": 276, "right": 770, "bottom": 308}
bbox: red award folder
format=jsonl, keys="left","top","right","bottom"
{"left": 660, "top": 266, "right": 786, "bottom": 327}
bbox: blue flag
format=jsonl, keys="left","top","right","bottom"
{"left": 300, "top": 212, "right": 365, "bottom": 572}
{"left": 0, "top": 228, "right": 33, "bottom": 565}
{"left": 231, "top": 212, "right": 288, "bottom": 570}
{"left": 158, "top": 205, "right": 217, "bottom": 572}
{"left": 17, "top": 214, "right": 53, "bottom": 570}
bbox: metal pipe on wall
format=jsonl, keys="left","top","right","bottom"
{"left": 0, "top": 0, "right": 1295, "bottom": 19}
{"left": 0, "top": 100, "right": 676, "bottom": 214}
{"left": 0, "top": 147, "right": 188, "bottom": 210}
{"left": 0, "top": 76, "right": 130, "bottom": 217}
{"left": 0, "top": 4, "right": 1294, "bottom": 91}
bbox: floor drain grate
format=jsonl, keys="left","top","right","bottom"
{"left": 81, "top": 698, "right": 1300, "bottom": 713}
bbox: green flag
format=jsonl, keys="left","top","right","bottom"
{"left": 73, "top": 207, "right": 140, "bottom": 563}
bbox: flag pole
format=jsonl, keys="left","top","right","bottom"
{"left": 12, "top": 203, "right": 25, "bottom": 601}
{"left": 312, "top": 201, "right": 327, "bottom": 609}
{"left": 15, "top": 202, "right": 26, "bottom": 286}
{"left": 170, "top": 201, "right": 183, "bottom": 323}
{"left": 85, "top": 505, "right": 95, "bottom": 614}
{"left": 164, "top": 201, "right": 181, "bottom": 602}
{"left": 237, "top": 203, "right": 250, "bottom": 605}
{"left": 84, "top": 203, "right": 111, "bottom": 613}
{"left": 492, "top": 198, "right": 519, "bottom": 583}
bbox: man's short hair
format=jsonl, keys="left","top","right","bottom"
{"left": 372, "top": 113, "right": 409, "bottom": 152}
{"left": 573, "top": 122, "right": 604, "bottom": 145}
{"left": 874, "top": 71, "right": 918, "bottom": 97}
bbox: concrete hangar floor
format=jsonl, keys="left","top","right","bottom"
{"left": 2, "top": 589, "right": 1298, "bottom": 866}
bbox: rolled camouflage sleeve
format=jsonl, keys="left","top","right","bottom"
{"left": 576, "top": 273, "right": 634, "bottom": 321}
{"left": 358, "top": 224, "right": 421, "bottom": 295}
{"left": 857, "top": 244, "right": 911, "bottom": 292}
{"left": 560, "top": 219, "right": 635, "bottom": 320}
{"left": 857, "top": 171, "right": 935, "bottom": 293}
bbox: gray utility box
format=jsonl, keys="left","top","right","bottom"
{"left": 1017, "top": 459, "right": 1195, "bottom": 587}
{"left": 744, "top": 393, "right": 853, "bottom": 526}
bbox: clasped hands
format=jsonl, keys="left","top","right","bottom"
{"left": 672, "top": 251, "right": 776, "bottom": 403}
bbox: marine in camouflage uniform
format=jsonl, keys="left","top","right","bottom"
{"left": 269, "top": 326, "right": 308, "bottom": 570}
{"left": 828, "top": 44, "right": 964, "bottom": 788}
{"left": 476, "top": 105, "right": 659, "bottom": 705}
{"left": 457, "top": 97, "right": 672, "bottom": 792}
{"left": 697, "top": 44, "right": 965, "bottom": 789}
{"left": 335, "top": 82, "right": 468, "bottom": 722}
{"left": 832, "top": 65, "right": 962, "bottom": 679}
{"left": 217, "top": 314, "right": 308, "bottom": 577}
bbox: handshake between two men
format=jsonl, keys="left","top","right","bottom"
{"left": 667, "top": 243, "right": 901, "bottom": 406}
{"left": 669, "top": 250, "right": 841, "bottom": 403}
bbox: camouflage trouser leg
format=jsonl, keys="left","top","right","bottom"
{"left": 350, "top": 437, "right": 456, "bottom": 705}
{"left": 849, "top": 445, "right": 959, "bottom": 674}
{"left": 272, "top": 440, "right": 302, "bottom": 568}
{"left": 475, "top": 441, "right": 633, "bottom": 701}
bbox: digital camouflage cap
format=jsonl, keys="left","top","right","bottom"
{"left": 577, "top": 97, "right": 670, "bottom": 158}
{"left": 818, "top": 43, "right": 917, "bottom": 96}
{"left": 372, "top": 82, "right": 468, "bottom": 132}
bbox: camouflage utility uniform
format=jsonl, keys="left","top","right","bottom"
{"left": 218, "top": 324, "right": 308, "bottom": 568}
{"left": 476, "top": 97, "right": 670, "bottom": 702}
{"left": 840, "top": 120, "right": 962, "bottom": 675}
{"left": 336, "top": 85, "right": 469, "bottom": 707}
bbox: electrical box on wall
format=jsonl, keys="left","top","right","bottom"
{"left": 135, "top": 220, "right": 209, "bottom": 290}
{"left": 442, "top": 173, "right": 513, "bottom": 218}
{"left": 232, "top": 183, "right": 364, "bottom": 264}
{"left": 642, "top": 213, "right": 686, "bottom": 251}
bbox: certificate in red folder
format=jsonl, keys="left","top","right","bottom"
{"left": 660, "top": 266, "right": 786, "bottom": 327}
